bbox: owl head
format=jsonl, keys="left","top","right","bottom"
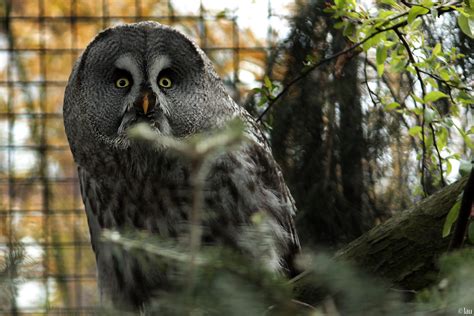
{"left": 64, "top": 22, "right": 237, "bottom": 167}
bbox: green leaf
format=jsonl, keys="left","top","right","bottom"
{"left": 420, "top": 0, "right": 434, "bottom": 8}
{"left": 408, "top": 126, "right": 422, "bottom": 137}
{"left": 257, "top": 95, "right": 268, "bottom": 107}
{"left": 380, "top": 0, "right": 397, "bottom": 6}
{"left": 446, "top": 159, "right": 452, "bottom": 175}
{"left": 384, "top": 102, "right": 400, "bottom": 110}
{"left": 334, "top": 21, "right": 345, "bottom": 29}
{"left": 390, "top": 56, "right": 406, "bottom": 72}
{"left": 439, "top": 68, "right": 450, "bottom": 81}
{"left": 411, "top": 107, "right": 423, "bottom": 115}
{"left": 458, "top": 15, "right": 474, "bottom": 39}
{"left": 424, "top": 91, "right": 448, "bottom": 103}
{"left": 378, "top": 10, "right": 396, "bottom": 19}
{"left": 426, "top": 77, "right": 439, "bottom": 89}
{"left": 437, "top": 127, "right": 448, "bottom": 150}
{"left": 426, "top": 132, "right": 433, "bottom": 148}
{"left": 462, "top": 133, "right": 474, "bottom": 150}
{"left": 323, "top": 7, "right": 334, "bottom": 14}
{"left": 411, "top": 93, "right": 424, "bottom": 104}
{"left": 442, "top": 117, "right": 454, "bottom": 128}
{"left": 343, "top": 22, "right": 356, "bottom": 37}
{"left": 407, "top": 6, "right": 429, "bottom": 25}
{"left": 424, "top": 108, "right": 436, "bottom": 124}
{"left": 362, "top": 32, "right": 385, "bottom": 51}
{"left": 454, "top": 125, "right": 474, "bottom": 150}
{"left": 459, "top": 160, "right": 473, "bottom": 176}
{"left": 458, "top": 91, "right": 474, "bottom": 105}
{"left": 406, "top": 65, "right": 417, "bottom": 76}
{"left": 411, "top": 18, "right": 423, "bottom": 30}
{"left": 432, "top": 43, "right": 442, "bottom": 56}
{"left": 376, "top": 45, "right": 388, "bottom": 76}
{"left": 334, "top": 0, "right": 355, "bottom": 9}
{"left": 442, "top": 198, "right": 461, "bottom": 238}
{"left": 263, "top": 76, "right": 272, "bottom": 90}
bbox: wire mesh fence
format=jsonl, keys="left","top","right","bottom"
{"left": 0, "top": 0, "right": 290, "bottom": 313}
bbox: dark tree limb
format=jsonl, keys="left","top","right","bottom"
{"left": 335, "top": 176, "right": 468, "bottom": 290}
{"left": 449, "top": 169, "right": 474, "bottom": 250}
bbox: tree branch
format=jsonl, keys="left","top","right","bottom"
{"left": 393, "top": 28, "right": 431, "bottom": 195}
{"left": 336, "top": 176, "right": 468, "bottom": 289}
{"left": 255, "top": 1, "right": 461, "bottom": 123}
{"left": 364, "top": 58, "right": 421, "bottom": 161}
{"left": 449, "top": 168, "right": 474, "bottom": 250}
{"left": 395, "top": 28, "right": 446, "bottom": 191}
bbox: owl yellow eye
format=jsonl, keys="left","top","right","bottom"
{"left": 115, "top": 78, "right": 130, "bottom": 88}
{"left": 158, "top": 76, "right": 172, "bottom": 88}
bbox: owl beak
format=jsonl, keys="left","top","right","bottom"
{"left": 142, "top": 94, "right": 150, "bottom": 114}
{"left": 136, "top": 91, "right": 156, "bottom": 115}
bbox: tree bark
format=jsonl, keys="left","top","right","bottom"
{"left": 335, "top": 177, "right": 468, "bottom": 290}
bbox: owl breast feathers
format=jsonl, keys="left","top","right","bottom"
{"left": 63, "top": 21, "right": 299, "bottom": 309}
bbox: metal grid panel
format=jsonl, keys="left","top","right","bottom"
{"left": 0, "top": 0, "right": 286, "bottom": 313}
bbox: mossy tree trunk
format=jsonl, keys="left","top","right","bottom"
{"left": 335, "top": 177, "right": 468, "bottom": 290}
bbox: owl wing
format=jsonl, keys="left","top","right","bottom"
{"left": 78, "top": 166, "right": 103, "bottom": 255}
{"left": 238, "top": 109, "right": 301, "bottom": 275}
{"left": 243, "top": 108, "right": 299, "bottom": 231}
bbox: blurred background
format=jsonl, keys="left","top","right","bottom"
{"left": 0, "top": 0, "right": 472, "bottom": 314}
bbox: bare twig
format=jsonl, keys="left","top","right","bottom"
{"left": 363, "top": 57, "right": 380, "bottom": 107}
{"left": 430, "top": 122, "right": 446, "bottom": 187}
{"left": 364, "top": 58, "right": 419, "bottom": 152}
{"left": 394, "top": 28, "right": 430, "bottom": 195}
{"left": 256, "top": 21, "right": 395, "bottom": 122}
{"left": 395, "top": 28, "right": 446, "bottom": 191}
{"left": 418, "top": 69, "right": 472, "bottom": 93}
{"left": 290, "top": 299, "right": 317, "bottom": 311}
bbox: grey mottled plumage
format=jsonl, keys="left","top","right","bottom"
{"left": 63, "top": 21, "right": 299, "bottom": 309}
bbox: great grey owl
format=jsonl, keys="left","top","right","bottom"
{"left": 63, "top": 21, "right": 299, "bottom": 310}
